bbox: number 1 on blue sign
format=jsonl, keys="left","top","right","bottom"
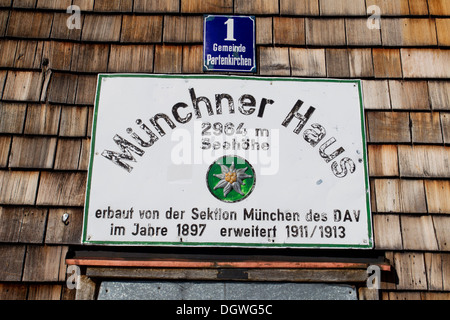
{"left": 224, "top": 18, "right": 236, "bottom": 41}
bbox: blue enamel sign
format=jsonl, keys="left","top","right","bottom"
{"left": 203, "top": 15, "right": 256, "bottom": 73}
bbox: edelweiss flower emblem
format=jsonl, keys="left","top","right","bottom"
{"left": 214, "top": 162, "right": 253, "bottom": 197}
{"left": 206, "top": 156, "right": 256, "bottom": 203}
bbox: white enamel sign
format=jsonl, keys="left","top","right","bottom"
{"left": 83, "top": 75, "right": 372, "bottom": 248}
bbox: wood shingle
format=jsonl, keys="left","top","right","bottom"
{"left": 9, "top": 136, "right": 56, "bottom": 169}
{"left": 425, "top": 180, "right": 450, "bottom": 214}
{"left": 0, "top": 171, "right": 39, "bottom": 205}
{"left": 374, "top": 179, "right": 427, "bottom": 213}
{"left": 402, "top": 49, "right": 450, "bottom": 78}
{"left": 398, "top": 145, "right": 450, "bottom": 178}
{"left": 3, "top": 71, "right": 43, "bottom": 102}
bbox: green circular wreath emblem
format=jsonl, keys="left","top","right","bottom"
{"left": 206, "top": 156, "right": 256, "bottom": 203}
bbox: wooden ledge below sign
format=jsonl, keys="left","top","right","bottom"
{"left": 66, "top": 249, "right": 392, "bottom": 284}
{"left": 66, "top": 258, "right": 391, "bottom": 271}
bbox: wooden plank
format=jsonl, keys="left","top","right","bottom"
{"left": 51, "top": 13, "right": 83, "bottom": 41}
{"left": 435, "top": 18, "right": 450, "bottom": 46}
{"left": 381, "top": 18, "right": 437, "bottom": 46}
{"left": 428, "top": 0, "right": 450, "bottom": 15}
{"left": 18, "top": 207, "right": 47, "bottom": 243}
{"left": 385, "top": 291, "right": 421, "bottom": 300}
{"left": 346, "top": 19, "right": 381, "bottom": 46}
{"left": 24, "top": 104, "right": 61, "bottom": 135}
{"left": 86, "top": 266, "right": 368, "bottom": 283}
{"left": 306, "top": 18, "right": 346, "bottom": 46}
{"left": 78, "top": 138, "right": 91, "bottom": 170}
{"left": 0, "top": 245, "right": 26, "bottom": 281}
{"left": 425, "top": 180, "right": 450, "bottom": 214}
{"left": 6, "top": 11, "right": 53, "bottom": 38}
{"left": 134, "top": 0, "right": 179, "bottom": 13}
{"left": 82, "top": 14, "right": 122, "bottom": 42}
{"left": 0, "top": 136, "right": 10, "bottom": 167}
{"left": 0, "top": 206, "right": 22, "bottom": 242}
{"left": 273, "top": 17, "right": 305, "bottom": 45}
{"left": 361, "top": 80, "right": 391, "bottom": 110}
{"left": 3, "top": 71, "right": 43, "bottom": 102}
{"left": 422, "top": 292, "right": 450, "bottom": 300}
{"left": 0, "top": 10, "right": 8, "bottom": 36}
{"left": 72, "top": 0, "right": 94, "bottom": 11}
{"left": 163, "top": 16, "right": 186, "bottom": 43}
{"left": 93, "top": 0, "right": 132, "bottom": 12}
{"left": 235, "top": 0, "right": 279, "bottom": 14}
{"left": 109, "top": 44, "right": 155, "bottom": 73}
{"left": 348, "top": 49, "right": 374, "bottom": 78}
{"left": 290, "top": 48, "right": 326, "bottom": 77}
{"left": 71, "top": 43, "right": 109, "bottom": 73}
{"left": 373, "top": 49, "right": 402, "bottom": 78}
{"left": 54, "top": 139, "right": 82, "bottom": 170}
{"left": 36, "top": 172, "right": 86, "bottom": 206}
{"left": 45, "top": 208, "right": 83, "bottom": 244}
{"left": 441, "top": 113, "right": 450, "bottom": 144}
{"left": 319, "top": 0, "right": 366, "bottom": 15}
{"left": 425, "top": 252, "right": 444, "bottom": 291}
{"left": 367, "top": 145, "right": 399, "bottom": 176}
{"left": 13, "top": 0, "right": 37, "bottom": 8}
{"left": 259, "top": 47, "right": 290, "bottom": 76}
{"left": 181, "top": 0, "right": 232, "bottom": 13}
{"left": 366, "top": 111, "right": 410, "bottom": 143}
{"left": 280, "top": 0, "right": 319, "bottom": 15}
{"left": 256, "top": 17, "right": 272, "bottom": 45}
{"left": 70, "top": 259, "right": 387, "bottom": 270}
{"left": 374, "top": 179, "right": 427, "bottom": 213}
{"left": 27, "top": 284, "right": 63, "bottom": 300}
{"left": 36, "top": 0, "right": 71, "bottom": 9}
{"left": 14, "top": 40, "right": 43, "bottom": 69}
{"left": 408, "top": 0, "right": 429, "bottom": 15}
{"left": 42, "top": 41, "right": 74, "bottom": 71}
{"left": 75, "top": 74, "right": 97, "bottom": 105}
{"left": 410, "top": 112, "right": 443, "bottom": 143}
{"left": 394, "top": 252, "right": 427, "bottom": 290}
{"left": 432, "top": 216, "right": 450, "bottom": 251}
{"left": 185, "top": 16, "right": 203, "bottom": 43}
{"left": 0, "top": 102, "right": 26, "bottom": 133}
{"left": 400, "top": 215, "right": 438, "bottom": 250}
{"left": 154, "top": 45, "right": 182, "bottom": 73}
{"left": 401, "top": 49, "right": 450, "bottom": 78}
{"left": 428, "top": 81, "right": 450, "bottom": 110}
{"left": 75, "top": 275, "right": 96, "bottom": 300}
{"left": 22, "top": 245, "right": 68, "bottom": 282}
{"left": 389, "top": 80, "right": 430, "bottom": 110}
{"left": 326, "top": 49, "right": 350, "bottom": 78}
{"left": 9, "top": 136, "right": 57, "bottom": 169}
{"left": 59, "top": 106, "right": 88, "bottom": 137}
{"left": 373, "top": 214, "right": 402, "bottom": 250}
{"left": 0, "top": 39, "right": 18, "bottom": 68}
{"left": 164, "top": 15, "right": 203, "bottom": 43}
{"left": 87, "top": 107, "right": 93, "bottom": 137}
{"left": 398, "top": 145, "right": 450, "bottom": 178}
{"left": 0, "top": 284, "right": 28, "bottom": 300}
{"left": 0, "top": 171, "right": 39, "bottom": 205}
{"left": 121, "top": 15, "right": 163, "bottom": 43}
{"left": 47, "top": 73, "right": 78, "bottom": 104}
{"left": 443, "top": 254, "right": 450, "bottom": 290}
{"left": 182, "top": 45, "right": 203, "bottom": 73}
{"left": 366, "top": 0, "right": 410, "bottom": 15}
{"left": 0, "top": 70, "right": 6, "bottom": 97}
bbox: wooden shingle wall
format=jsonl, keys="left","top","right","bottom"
{"left": 0, "top": 0, "right": 449, "bottom": 300}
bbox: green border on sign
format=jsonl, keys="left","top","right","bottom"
{"left": 82, "top": 74, "right": 373, "bottom": 249}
